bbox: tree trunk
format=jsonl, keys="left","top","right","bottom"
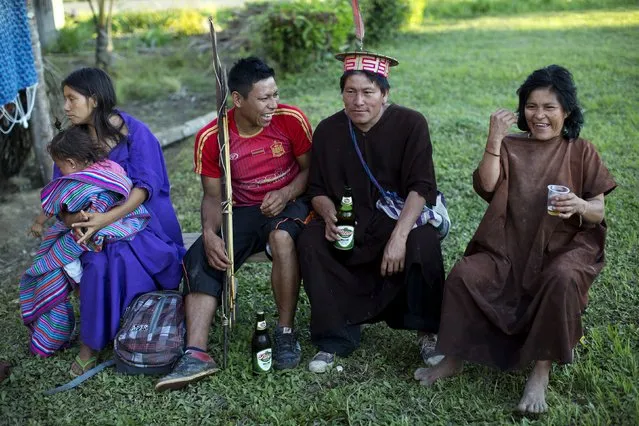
{"left": 94, "top": 0, "right": 114, "bottom": 71}
{"left": 34, "top": 0, "right": 65, "bottom": 48}
{"left": 27, "top": 0, "right": 54, "bottom": 184}
{"left": 95, "top": 23, "right": 112, "bottom": 70}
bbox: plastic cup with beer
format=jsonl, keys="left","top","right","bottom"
{"left": 547, "top": 184, "right": 570, "bottom": 216}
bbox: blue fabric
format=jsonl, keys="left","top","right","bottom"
{"left": 0, "top": 0, "right": 38, "bottom": 105}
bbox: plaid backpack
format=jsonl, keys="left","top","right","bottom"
{"left": 43, "top": 290, "right": 185, "bottom": 395}
{"left": 114, "top": 290, "right": 185, "bottom": 375}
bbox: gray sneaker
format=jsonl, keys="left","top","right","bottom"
{"left": 273, "top": 326, "right": 301, "bottom": 370}
{"left": 308, "top": 351, "right": 335, "bottom": 373}
{"left": 155, "top": 350, "right": 219, "bottom": 392}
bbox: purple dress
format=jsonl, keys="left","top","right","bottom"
{"left": 53, "top": 111, "right": 185, "bottom": 350}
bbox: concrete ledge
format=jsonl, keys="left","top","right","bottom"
{"left": 156, "top": 111, "right": 217, "bottom": 147}
{"left": 182, "top": 232, "right": 269, "bottom": 263}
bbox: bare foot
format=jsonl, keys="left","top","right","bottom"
{"left": 517, "top": 360, "right": 551, "bottom": 414}
{"left": 413, "top": 356, "right": 463, "bottom": 386}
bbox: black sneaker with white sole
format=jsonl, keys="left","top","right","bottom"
{"left": 273, "top": 326, "right": 301, "bottom": 370}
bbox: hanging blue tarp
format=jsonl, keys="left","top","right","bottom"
{"left": 0, "top": 0, "right": 38, "bottom": 106}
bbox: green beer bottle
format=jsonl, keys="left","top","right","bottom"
{"left": 333, "top": 186, "right": 355, "bottom": 254}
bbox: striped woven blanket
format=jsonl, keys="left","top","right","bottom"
{"left": 19, "top": 166, "right": 150, "bottom": 357}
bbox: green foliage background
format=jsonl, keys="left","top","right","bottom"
{"left": 358, "top": 0, "right": 410, "bottom": 44}
{"left": 48, "top": 9, "right": 213, "bottom": 53}
{"left": 250, "top": 0, "right": 355, "bottom": 73}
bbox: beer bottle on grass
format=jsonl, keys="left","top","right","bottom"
{"left": 251, "top": 311, "right": 272, "bottom": 374}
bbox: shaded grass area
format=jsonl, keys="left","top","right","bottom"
{"left": 2, "top": 8, "right": 638, "bottom": 425}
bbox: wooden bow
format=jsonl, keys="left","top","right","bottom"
{"left": 208, "top": 17, "right": 235, "bottom": 369}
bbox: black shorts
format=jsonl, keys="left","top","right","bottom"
{"left": 182, "top": 198, "right": 309, "bottom": 298}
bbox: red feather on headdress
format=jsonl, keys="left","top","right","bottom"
{"left": 350, "top": 0, "right": 365, "bottom": 50}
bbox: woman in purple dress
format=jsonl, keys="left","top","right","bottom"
{"left": 56, "top": 67, "right": 185, "bottom": 376}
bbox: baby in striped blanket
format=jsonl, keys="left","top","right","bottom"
{"left": 21, "top": 127, "right": 150, "bottom": 356}
{"left": 29, "top": 127, "right": 144, "bottom": 283}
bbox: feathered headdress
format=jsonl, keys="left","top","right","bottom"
{"left": 351, "top": 0, "right": 365, "bottom": 50}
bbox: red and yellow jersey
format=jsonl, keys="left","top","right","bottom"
{"left": 194, "top": 104, "right": 312, "bottom": 206}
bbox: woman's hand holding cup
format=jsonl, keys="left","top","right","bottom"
{"left": 547, "top": 185, "right": 587, "bottom": 219}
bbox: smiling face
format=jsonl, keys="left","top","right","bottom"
{"left": 63, "top": 85, "right": 96, "bottom": 125}
{"left": 524, "top": 87, "right": 567, "bottom": 141}
{"left": 232, "top": 77, "right": 279, "bottom": 135}
{"left": 342, "top": 73, "right": 388, "bottom": 132}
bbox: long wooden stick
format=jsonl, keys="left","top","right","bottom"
{"left": 208, "top": 17, "right": 235, "bottom": 369}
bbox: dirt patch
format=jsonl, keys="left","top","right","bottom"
{"left": 0, "top": 182, "right": 42, "bottom": 290}
{"left": 120, "top": 93, "right": 214, "bottom": 134}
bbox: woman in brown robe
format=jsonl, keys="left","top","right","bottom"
{"left": 298, "top": 52, "right": 446, "bottom": 373}
{"left": 414, "top": 65, "right": 617, "bottom": 414}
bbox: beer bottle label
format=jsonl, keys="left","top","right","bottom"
{"left": 334, "top": 225, "right": 354, "bottom": 250}
{"left": 256, "top": 320, "right": 267, "bottom": 331}
{"left": 255, "top": 348, "right": 272, "bottom": 371}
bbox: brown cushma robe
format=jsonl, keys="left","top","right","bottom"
{"left": 297, "top": 104, "right": 445, "bottom": 355}
{"left": 437, "top": 134, "right": 617, "bottom": 370}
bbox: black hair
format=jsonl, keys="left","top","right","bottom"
{"left": 227, "top": 57, "right": 275, "bottom": 98}
{"left": 62, "top": 67, "right": 125, "bottom": 146}
{"left": 516, "top": 64, "right": 584, "bottom": 140}
{"left": 339, "top": 70, "right": 390, "bottom": 96}
{"left": 47, "top": 126, "right": 108, "bottom": 165}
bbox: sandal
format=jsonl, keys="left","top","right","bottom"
{"left": 70, "top": 354, "right": 97, "bottom": 378}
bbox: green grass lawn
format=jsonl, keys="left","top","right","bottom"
{"left": 2, "top": 7, "right": 638, "bottom": 425}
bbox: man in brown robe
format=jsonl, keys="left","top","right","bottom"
{"left": 415, "top": 65, "right": 616, "bottom": 414}
{"left": 297, "top": 51, "right": 447, "bottom": 373}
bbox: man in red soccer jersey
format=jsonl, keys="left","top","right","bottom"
{"left": 156, "top": 57, "right": 312, "bottom": 391}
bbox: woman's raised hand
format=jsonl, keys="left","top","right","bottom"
{"left": 478, "top": 109, "right": 517, "bottom": 192}
{"left": 487, "top": 109, "right": 518, "bottom": 149}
